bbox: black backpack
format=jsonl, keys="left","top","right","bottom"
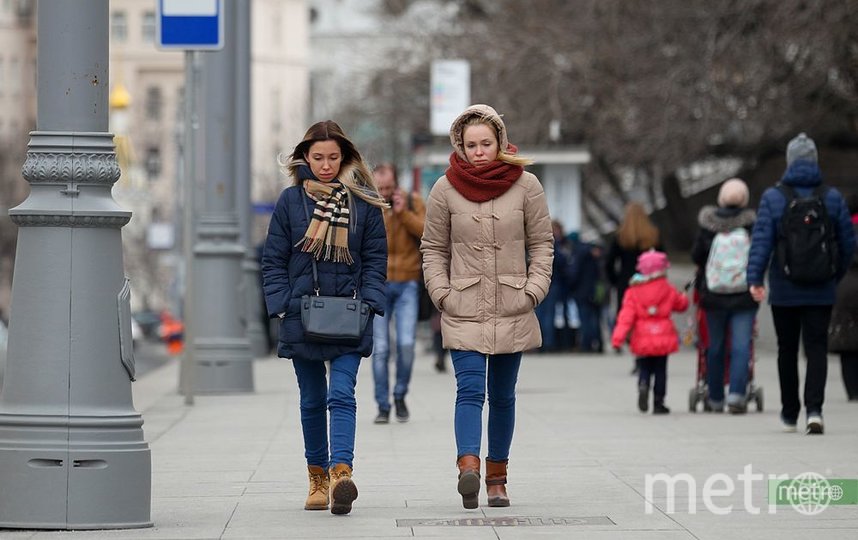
{"left": 775, "top": 184, "right": 838, "bottom": 284}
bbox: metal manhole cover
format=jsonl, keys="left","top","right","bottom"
{"left": 396, "top": 516, "right": 614, "bottom": 527}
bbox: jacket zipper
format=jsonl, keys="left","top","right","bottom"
{"left": 491, "top": 198, "right": 497, "bottom": 349}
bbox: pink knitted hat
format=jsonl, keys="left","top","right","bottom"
{"left": 636, "top": 249, "right": 670, "bottom": 275}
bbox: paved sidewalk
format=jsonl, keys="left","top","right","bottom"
{"left": 2, "top": 341, "right": 858, "bottom": 539}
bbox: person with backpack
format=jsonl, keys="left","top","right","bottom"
{"left": 691, "top": 178, "right": 758, "bottom": 413}
{"left": 747, "top": 133, "right": 856, "bottom": 435}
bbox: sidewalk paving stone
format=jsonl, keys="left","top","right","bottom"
{"left": 4, "top": 316, "right": 857, "bottom": 539}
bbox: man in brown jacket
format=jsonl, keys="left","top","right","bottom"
{"left": 371, "top": 164, "right": 426, "bottom": 423}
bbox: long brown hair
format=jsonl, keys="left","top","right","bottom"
{"left": 616, "top": 202, "right": 659, "bottom": 251}
{"left": 280, "top": 120, "right": 387, "bottom": 208}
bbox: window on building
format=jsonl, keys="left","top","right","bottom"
{"left": 145, "top": 147, "right": 162, "bottom": 180}
{"left": 145, "top": 86, "right": 163, "bottom": 120}
{"left": 111, "top": 11, "right": 128, "bottom": 42}
{"left": 142, "top": 11, "right": 156, "bottom": 43}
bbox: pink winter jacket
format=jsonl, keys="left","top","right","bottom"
{"left": 611, "top": 276, "right": 689, "bottom": 357}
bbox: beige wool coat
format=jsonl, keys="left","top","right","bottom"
{"left": 420, "top": 171, "right": 554, "bottom": 354}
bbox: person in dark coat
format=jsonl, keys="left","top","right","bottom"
{"left": 691, "top": 178, "right": 759, "bottom": 413}
{"left": 535, "top": 220, "right": 570, "bottom": 351}
{"left": 567, "top": 239, "right": 604, "bottom": 353}
{"left": 828, "top": 193, "right": 858, "bottom": 401}
{"left": 747, "top": 132, "right": 856, "bottom": 434}
{"left": 262, "top": 120, "right": 388, "bottom": 515}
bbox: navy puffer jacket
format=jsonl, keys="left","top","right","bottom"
{"left": 747, "top": 160, "right": 856, "bottom": 306}
{"left": 261, "top": 185, "right": 387, "bottom": 360}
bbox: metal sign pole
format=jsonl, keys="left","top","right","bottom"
{"left": 180, "top": 50, "right": 198, "bottom": 406}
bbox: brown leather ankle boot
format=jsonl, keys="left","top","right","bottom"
{"left": 304, "top": 465, "right": 329, "bottom": 510}
{"left": 329, "top": 463, "right": 358, "bottom": 515}
{"left": 456, "top": 455, "right": 480, "bottom": 509}
{"left": 485, "top": 459, "right": 509, "bottom": 507}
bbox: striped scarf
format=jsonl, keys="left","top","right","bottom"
{"left": 298, "top": 179, "right": 353, "bottom": 264}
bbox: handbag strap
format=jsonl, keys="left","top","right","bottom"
{"left": 300, "top": 189, "right": 360, "bottom": 298}
{"left": 300, "top": 193, "right": 322, "bottom": 296}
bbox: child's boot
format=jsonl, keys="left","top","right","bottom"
{"left": 653, "top": 398, "right": 670, "bottom": 415}
{"left": 638, "top": 382, "right": 649, "bottom": 412}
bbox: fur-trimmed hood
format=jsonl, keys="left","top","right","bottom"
{"left": 697, "top": 205, "right": 756, "bottom": 233}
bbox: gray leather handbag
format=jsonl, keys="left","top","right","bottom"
{"left": 299, "top": 191, "right": 370, "bottom": 345}
{"left": 300, "top": 293, "right": 370, "bottom": 345}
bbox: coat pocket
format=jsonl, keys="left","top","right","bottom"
{"left": 497, "top": 274, "right": 531, "bottom": 316}
{"left": 446, "top": 275, "right": 482, "bottom": 319}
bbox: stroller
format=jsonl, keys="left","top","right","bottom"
{"left": 685, "top": 281, "right": 764, "bottom": 413}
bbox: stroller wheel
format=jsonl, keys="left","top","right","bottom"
{"left": 754, "top": 387, "right": 764, "bottom": 412}
{"left": 688, "top": 388, "right": 699, "bottom": 413}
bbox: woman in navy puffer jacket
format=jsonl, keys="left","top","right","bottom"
{"left": 262, "top": 120, "right": 388, "bottom": 515}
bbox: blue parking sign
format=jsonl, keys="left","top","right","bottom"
{"left": 157, "top": 0, "right": 224, "bottom": 50}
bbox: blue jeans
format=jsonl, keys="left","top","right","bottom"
{"left": 292, "top": 353, "right": 361, "bottom": 469}
{"left": 705, "top": 308, "right": 756, "bottom": 406}
{"left": 372, "top": 280, "right": 418, "bottom": 411}
{"left": 451, "top": 350, "right": 522, "bottom": 461}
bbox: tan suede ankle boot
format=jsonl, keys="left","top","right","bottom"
{"left": 329, "top": 463, "right": 358, "bottom": 515}
{"left": 485, "top": 459, "right": 510, "bottom": 507}
{"left": 456, "top": 455, "right": 481, "bottom": 509}
{"left": 304, "top": 465, "right": 329, "bottom": 510}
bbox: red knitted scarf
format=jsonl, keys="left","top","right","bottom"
{"left": 445, "top": 145, "right": 524, "bottom": 202}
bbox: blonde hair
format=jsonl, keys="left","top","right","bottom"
{"left": 616, "top": 202, "right": 660, "bottom": 251}
{"left": 279, "top": 120, "right": 388, "bottom": 209}
{"left": 462, "top": 116, "right": 533, "bottom": 167}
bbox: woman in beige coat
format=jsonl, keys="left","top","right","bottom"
{"left": 421, "top": 105, "right": 553, "bottom": 509}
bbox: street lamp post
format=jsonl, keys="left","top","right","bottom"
{"left": 0, "top": 0, "right": 151, "bottom": 529}
{"left": 191, "top": 0, "right": 254, "bottom": 392}
{"left": 235, "top": 0, "right": 268, "bottom": 358}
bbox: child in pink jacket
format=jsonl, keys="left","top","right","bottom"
{"left": 611, "top": 250, "right": 689, "bottom": 414}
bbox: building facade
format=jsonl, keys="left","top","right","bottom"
{"left": 107, "top": 0, "right": 309, "bottom": 310}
